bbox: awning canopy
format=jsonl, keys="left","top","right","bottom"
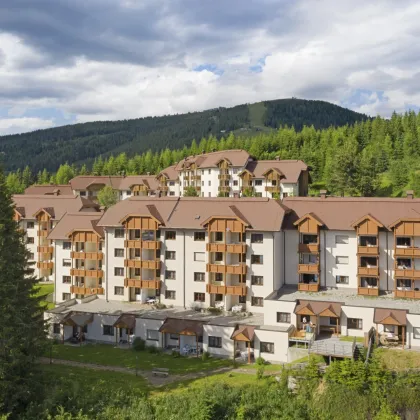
{"left": 60, "top": 312, "right": 94, "bottom": 327}
{"left": 230, "top": 325, "right": 256, "bottom": 342}
{"left": 374, "top": 308, "right": 407, "bottom": 326}
{"left": 113, "top": 314, "right": 136, "bottom": 329}
{"left": 294, "top": 300, "right": 342, "bottom": 318}
{"left": 159, "top": 318, "right": 205, "bottom": 336}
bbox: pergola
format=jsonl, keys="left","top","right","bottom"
{"left": 59, "top": 311, "right": 94, "bottom": 344}
{"left": 113, "top": 314, "right": 136, "bottom": 345}
{"left": 374, "top": 308, "right": 407, "bottom": 349}
{"left": 230, "top": 325, "right": 255, "bottom": 364}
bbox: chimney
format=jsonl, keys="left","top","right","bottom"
{"left": 320, "top": 189, "right": 327, "bottom": 199}
{"left": 406, "top": 190, "right": 414, "bottom": 199}
{"left": 275, "top": 156, "right": 280, "bottom": 161}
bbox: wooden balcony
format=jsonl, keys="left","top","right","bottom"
{"left": 218, "top": 186, "right": 230, "bottom": 192}
{"left": 265, "top": 186, "right": 280, "bottom": 193}
{"left": 37, "top": 246, "right": 53, "bottom": 253}
{"left": 357, "top": 246, "right": 379, "bottom": 255}
{"left": 70, "top": 268, "right": 103, "bottom": 278}
{"left": 190, "top": 175, "right": 201, "bottom": 181}
{"left": 207, "top": 243, "right": 226, "bottom": 252}
{"left": 70, "top": 286, "right": 104, "bottom": 295}
{"left": 37, "top": 230, "right": 49, "bottom": 237}
{"left": 298, "top": 243, "right": 319, "bottom": 253}
{"left": 358, "top": 287, "right": 379, "bottom": 296}
{"left": 71, "top": 251, "right": 103, "bottom": 260}
{"left": 394, "top": 268, "right": 420, "bottom": 279}
{"left": 298, "top": 264, "right": 320, "bottom": 274}
{"left": 37, "top": 261, "right": 54, "bottom": 269}
{"left": 395, "top": 289, "right": 420, "bottom": 299}
{"left": 124, "top": 240, "right": 161, "bottom": 250}
{"left": 206, "top": 263, "right": 247, "bottom": 275}
{"left": 124, "top": 278, "right": 161, "bottom": 289}
{"left": 394, "top": 247, "right": 420, "bottom": 257}
{"left": 124, "top": 259, "right": 161, "bottom": 270}
{"left": 298, "top": 283, "right": 320, "bottom": 292}
{"left": 206, "top": 243, "right": 247, "bottom": 253}
{"left": 159, "top": 185, "right": 169, "bottom": 191}
{"left": 218, "top": 174, "right": 231, "bottom": 180}
{"left": 358, "top": 266, "right": 379, "bottom": 276}
{"left": 206, "top": 284, "right": 247, "bottom": 296}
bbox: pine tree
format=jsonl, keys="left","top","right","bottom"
{"left": 55, "top": 163, "right": 74, "bottom": 185}
{"left": 0, "top": 166, "right": 47, "bottom": 415}
{"left": 21, "top": 166, "right": 32, "bottom": 188}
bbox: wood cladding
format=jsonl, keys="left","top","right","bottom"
{"left": 206, "top": 284, "right": 247, "bottom": 296}
{"left": 70, "top": 231, "right": 101, "bottom": 242}
{"left": 124, "top": 278, "right": 161, "bottom": 289}
{"left": 124, "top": 216, "right": 159, "bottom": 230}
{"left": 394, "top": 221, "right": 420, "bottom": 236}
{"left": 208, "top": 218, "right": 245, "bottom": 233}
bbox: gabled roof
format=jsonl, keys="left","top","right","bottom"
{"left": 60, "top": 311, "right": 94, "bottom": 327}
{"left": 351, "top": 213, "right": 384, "bottom": 228}
{"left": 230, "top": 325, "right": 256, "bottom": 342}
{"left": 294, "top": 300, "right": 342, "bottom": 317}
{"left": 159, "top": 318, "right": 205, "bottom": 335}
{"left": 47, "top": 212, "right": 104, "bottom": 240}
{"left": 25, "top": 185, "right": 74, "bottom": 196}
{"left": 373, "top": 308, "right": 407, "bottom": 326}
{"left": 243, "top": 160, "right": 308, "bottom": 183}
{"left": 157, "top": 165, "right": 179, "bottom": 181}
{"left": 293, "top": 212, "right": 324, "bottom": 227}
{"left": 69, "top": 175, "right": 160, "bottom": 192}
{"left": 174, "top": 150, "right": 251, "bottom": 171}
{"left": 113, "top": 314, "right": 136, "bottom": 329}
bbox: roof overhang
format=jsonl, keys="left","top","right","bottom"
{"left": 351, "top": 214, "right": 384, "bottom": 228}
{"left": 66, "top": 228, "right": 103, "bottom": 239}
{"left": 374, "top": 308, "right": 407, "bottom": 326}
{"left": 389, "top": 218, "right": 420, "bottom": 229}
{"left": 119, "top": 213, "right": 163, "bottom": 226}
{"left": 60, "top": 312, "right": 94, "bottom": 327}
{"left": 293, "top": 212, "right": 324, "bottom": 227}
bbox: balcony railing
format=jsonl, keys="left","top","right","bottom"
{"left": 395, "top": 289, "right": 420, "bottom": 299}
{"left": 394, "top": 268, "right": 420, "bottom": 278}
{"left": 37, "top": 246, "right": 53, "bottom": 253}
{"left": 70, "top": 286, "right": 104, "bottom": 295}
{"left": 124, "top": 278, "right": 161, "bottom": 289}
{"left": 37, "top": 261, "right": 54, "bottom": 269}
{"left": 124, "top": 240, "right": 161, "bottom": 250}
{"left": 159, "top": 185, "right": 169, "bottom": 191}
{"left": 37, "top": 230, "right": 49, "bottom": 237}
{"left": 298, "top": 283, "right": 320, "bottom": 292}
{"left": 218, "top": 186, "right": 230, "bottom": 192}
{"left": 357, "top": 246, "right": 379, "bottom": 255}
{"left": 265, "top": 186, "right": 280, "bottom": 192}
{"left": 70, "top": 268, "right": 103, "bottom": 278}
{"left": 298, "top": 263, "right": 320, "bottom": 274}
{"left": 394, "top": 247, "right": 420, "bottom": 257}
{"left": 206, "top": 243, "right": 247, "bottom": 253}
{"left": 218, "top": 174, "right": 231, "bottom": 180}
{"left": 298, "top": 243, "right": 319, "bottom": 253}
{"left": 206, "top": 284, "right": 247, "bottom": 296}
{"left": 71, "top": 251, "right": 103, "bottom": 260}
{"left": 358, "top": 266, "right": 379, "bottom": 276}
{"left": 358, "top": 287, "right": 379, "bottom": 296}
{"left": 206, "top": 263, "right": 247, "bottom": 275}
{"left": 124, "top": 259, "right": 161, "bottom": 270}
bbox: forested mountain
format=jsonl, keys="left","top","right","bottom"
{"left": 0, "top": 99, "right": 368, "bottom": 172}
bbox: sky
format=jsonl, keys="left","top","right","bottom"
{"left": 1, "top": 0, "right": 420, "bottom": 135}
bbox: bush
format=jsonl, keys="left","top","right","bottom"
{"left": 256, "top": 365, "right": 265, "bottom": 380}
{"left": 154, "top": 302, "right": 167, "bottom": 309}
{"left": 172, "top": 350, "right": 180, "bottom": 358}
{"left": 256, "top": 357, "right": 266, "bottom": 366}
{"left": 207, "top": 307, "right": 223, "bottom": 314}
{"left": 132, "top": 337, "right": 146, "bottom": 352}
{"left": 146, "top": 345, "right": 162, "bottom": 354}
{"left": 202, "top": 351, "right": 210, "bottom": 361}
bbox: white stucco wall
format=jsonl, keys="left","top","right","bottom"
{"left": 203, "top": 324, "right": 235, "bottom": 357}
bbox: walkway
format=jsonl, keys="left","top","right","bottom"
{"left": 310, "top": 337, "right": 354, "bottom": 358}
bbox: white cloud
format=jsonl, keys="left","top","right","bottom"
{"left": 0, "top": 117, "right": 55, "bottom": 135}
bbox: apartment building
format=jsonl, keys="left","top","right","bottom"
{"left": 13, "top": 195, "right": 99, "bottom": 281}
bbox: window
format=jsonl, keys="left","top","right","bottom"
{"left": 251, "top": 255, "right": 263, "bottom": 264}
{"left": 126, "top": 190, "right": 131, "bottom": 196}
{"left": 283, "top": 193, "right": 288, "bottom": 198}
{"left": 215, "top": 252, "right": 223, "bottom": 262}
{"left": 260, "top": 342, "right": 274, "bottom": 354}
{"left": 53, "top": 323, "right": 60, "bottom": 334}
{"left": 27, "top": 237, "right": 34, "bottom": 244}
{"left": 169, "top": 181, "right": 175, "bottom": 186}
{"left": 208, "top": 181, "right": 211, "bottom": 186}
{"left": 413, "top": 327, "right": 420, "bottom": 339}
{"left": 114, "top": 267, "right": 124, "bottom": 276}
{"left": 169, "top": 191, "right": 175, "bottom": 196}
{"left": 165, "top": 270, "right": 176, "bottom": 280}
{"left": 63, "top": 241, "right": 71, "bottom": 250}
{"left": 194, "top": 272, "right": 205, "bottom": 282}
{"left": 194, "top": 232, "right": 205, "bottom": 241}
{"left": 347, "top": 318, "right": 363, "bottom": 330}
{"left": 215, "top": 232, "right": 223, "bottom": 242}
{"left": 170, "top": 333, "right": 179, "bottom": 340}
{"left": 335, "top": 235, "right": 349, "bottom": 244}
{"left": 194, "top": 252, "right": 205, "bottom": 262}
{"left": 145, "top": 329, "right": 159, "bottom": 341}
{"left": 336, "top": 256, "right": 349, "bottom": 264}
{"left": 251, "top": 297, "right": 263, "bottom": 307}
{"left": 254, "top": 180, "right": 262, "bottom": 186}
{"left": 396, "top": 237, "right": 411, "bottom": 247}
{"left": 251, "top": 275, "right": 263, "bottom": 286}
{"left": 208, "top": 169, "right": 211, "bottom": 174}
{"left": 115, "top": 228, "right": 125, "bottom": 238}
{"left": 239, "top": 295, "right": 246, "bottom": 304}
{"left": 215, "top": 273, "right": 223, "bottom": 282}
{"left": 62, "top": 293, "right": 71, "bottom": 301}
{"left": 80, "top": 191, "right": 86, "bottom": 197}
{"left": 62, "top": 259, "right": 71, "bottom": 267}
{"left": 208, "top": 336, "right": 222, "bottom": 348}
{"left": 329, "top": 317, "right": 338, "bottom": 326}
{"left": 114, "top": 248, "right": 124, "bottom": 257}
{"left": 165, "top": 251, "right": 176, "bottom": 260}
{"left": 27, "top": 221, "right": 34, "bottom": 229}
{"left": 165, "top": 231, "right": 176, "bottom": 240}
{"left": 103, "top": 325, "right": 114, "bottom": 336}
{"left": 194, "top": 292, "right": 205, "bottom": 302}
{"left": 255, "top": 192, "right": 262, "bottom": 197}
{"left": 114, "top": 286, "right": 124, "bottom": 296}
{"left": 62, "top": 276, "right": 71, "bottom": 284}
{"left": 233, "top": 169, "right": 238, "bottom": 174}
{"left": 28, "top": 252, "right": 34, "bottom": 260}
{"left": 165, "top": 290, "right": 176, "bottom": 299}
{"left": 233, "top": 180, "right": 238, "bottom": 186}
{"left": 336, "top": 275, "right": 349, "bottom": 285}
{"left": 251, "top": 233, "right": 263, "bottom": 243}
{"left": 215, "top": 293, "right": 223, "bottom": 302}
{"left": 277, "top": 312, "right": 291, "bottom": 323}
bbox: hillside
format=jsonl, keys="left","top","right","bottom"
{"left": 0, "top": 98, "right": 368, "bottom": 172}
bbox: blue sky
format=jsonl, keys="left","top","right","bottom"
{"left": 1, "top": 0, "right": 420, "bottom": 135}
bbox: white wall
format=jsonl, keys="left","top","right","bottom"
{"left": 203, "top": 324, "right": 235, "bottom": 357}
{"left": 341, "top": 306, "right": 375, "bottom": 337}
{"left": 54, "top": 240, "right": 72, "bottom": 303}
{"left": 254, "top": 329, "right": 290, "bottom": 363}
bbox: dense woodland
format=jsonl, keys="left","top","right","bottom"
{"left": 5, "top": 110, "right": 420, "bottom": 198}
{"left": 0, "top": 99, "right": 368, "bottom": 172}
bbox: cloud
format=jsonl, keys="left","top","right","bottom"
{"left": 0, "top": 0, "right": 420, "bottom": 135}
{"left": 0, "top": 117, "right": 54, "bottom": 135}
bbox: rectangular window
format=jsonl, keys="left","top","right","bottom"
{"left": 251, "top": 275, "right": 263, "bottom": 286}
{"left": 146, "top": 329, "right": 159, "bottom": 341}
{"left": 214, "top": 252, "right": 223, "bottom": 262}
{"left": 413, "top": 327, "right": 420, "bottom": 339}
{"left": 165, "top": 270, "right": 176, "bottom": 280}
{"left": 277, "top": 312, "right": 291, "bottom": 323}
{"left": 396, "top": 237, "right": 411, "bottom": 247}
{"left": 26, "top": 221, "right": 35, "bottom": 229}
{"left": 169, "top": 181, "right": 175, "bottom": 186}
{"left": 208, "top": 169, "right": 211, "bottom": 174}
{"left": 27, "top": 237, "right": 34, "bottom": 244}
{"left": 165, "top": 231, "right": 176, "bottom": 240}
{"left": 233, "top": 169, "right": 238, "bottom": 174}
{"left": 169, "top": 333, "right": 179, "bottom": 340}
{"left": 194, "top": 272, "right": 205, "bottom": 282}
{"left": 194, "top": 292, "right": 205, "bottom": 302}
{"left": 239, "top": 295, "right": 246, "bottom": 303}
{"left": 103, "top": 325, "right": 114, "bottom": 336}
{"left": 62, "top": 293, "right": 71, "bottom": 300}
{"left": 62, "top": 259, "right": 71, "bottom": 267}
{"left": 63, "top": 241, "right": 71, "bottom": 250}
{"left": 251, "top": 297, "right": 263, "bottom": 307}
{"left": 114, "top": 248, "right": 124, "bottom": 257}
{"left": 215, "top": 273, "right": 223, "bottom": 282}
{"left": 233, "top": 180, "right": 238, "bottom": 186}
{"left": 194, "top": 252, "right": 205, "bottom": 262}
{"left": 336, "top": 275, "right": 349, "bottom": 284}
{"left": 62, "top": 276, "right": 71, "bottom": 284}
{"left": 215, "top": 232, "right": 223, "bottom": 242}
{"left": 165, "top": 290, "right": 176, "bottom": 299}
{"left": 335, "top": 235, "right": 349, "bottom": 244}
{"left": 208, "top": 336, "right": 222, "bottom": 348}
{"left": 53, "top": 323, "right": 61, "bottom": 334}
{"left": 208, "top": 181, "right": 211, "bottom": 186}
{"left": 115, "top": 228, "right": 125, "bottom": 238}
{"left": 251, "top": 233, "right": 264, "bottom": 243}
{"left": 254, "top": 180, "right": 262, "bottom": 186}
{"left": 165, "top": 251, "right": 176, "bottom": 260}
{"left": 347, "top": 318, "right": 363, "bottom": 330}
{"left": 28, "top": 252, "right": 34, "bottom": 260}
{"left": 336, "top": 256, "right": 349, "bottom": 264}
{"left": 169, "top": 191, "right": 175, "bottom": 196}
{"left": 251, "top": 255, "right": 263, "bottom": 264}
{"left": 260, "top": 342, "right": 274, "bottom": 354}
{"left": 283, "top": 193, "right": 288, "bottom": 198}
{"left": 79, "top": 191, "right": 86, "bottom": 197}
{"left": 194, "top": 232, "right": 205, "bottom": 241}
{"left": 114, "top": 286, "right": 124, "bottom": 296}
{"left": 114, "top": 267, "right": 124, "bottom": 276}
{"left": 329, "top": 317, "right": 338, "bottom": 326}
{"left": 255, "top": 192, "right": 262, "bottom": 197}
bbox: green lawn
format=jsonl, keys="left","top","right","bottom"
{"left": 50, "top": 343, "right": 232, "bottom": 374}
{"left": 240, "top": 354, "right": 325, "bottom": 372}
{"left": 340, "top": 336, "right": 364, "bottom": 343}
{"left": 375, "top": 348, "right": 420, "bottom": 370}
{"left": 35, "top": 283, "right": 55, "bottom": 310}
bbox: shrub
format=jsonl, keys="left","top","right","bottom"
{"left": 146, "top": 345, "right": 162, "bottom": 354}
{"left": 256, "top": 357, "right": 266, "bottom": 366}
{"left": 256, "top": 365, "right": 265, "bottom": 380}
{"left": 154, "top": 302, "right": 167, "bottom": 309}
{"left": 172, "top": 350, "right": 180, "bottom": 358}
{"left": 132, "top": 337, "right": 146, "bottom": 352}
{"left": 207, "top": 307, "right": 223, "bottom": 314}
{"left": 202, "top": 351, "right": 210, "bottom": 361}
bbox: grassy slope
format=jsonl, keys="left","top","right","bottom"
{"left": 375, "top": 348, "right": 420, "bottom": 370}
{"left": 35, "top": 283, "right": 55, "bottom": 310}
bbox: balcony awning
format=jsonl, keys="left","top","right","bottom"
{"left": 159, "top": 318, "right": 205, "bottom": 336}
{"left": 294, "top": 300, "right": 342, "bottom": 318}
{"left": 230, "top": 325, "right": 256, "bottom": 342}
{"left": 374, "top": 308, "right": 407, "bottom": 326}
{"left": 60, "top": 311, "right": 94, "bottom": 327}
{"left": 113, "top": 314, "right": 136, "bottom": 330}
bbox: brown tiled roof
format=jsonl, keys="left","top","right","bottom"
{"left": 159, "top": 318, "right": 205, "bottom": 335}
{"left": 48, "top": 212, "right": 104, "bottom": 240}
{"left": 282, "top": 196, "right": 420, "bottom": 231}
{"left": 294, "top": 300, "right": 342, "bottom": 317}
{"left": 373, "top": 308, "right": 407, "bottom": 326}
{"left": 243, "top": 160, "right": 308, "bottom": 183}
{"left": 231, "top": 325, "right": 256, "bottom": 341}
{"left": 158, "top": 165, "right": 178, "bottom": 180}
{"left": 174, "top": 150, "right": 251, "bottom": 171}
{"left": 12, "top": 195, "right": 98, "bottom": 221}
{"left": 118, "top": 176, "right": 159, "bottom": 191}
{"left": 60, "top": 311, "right": 94, "bottom": 327}
{"left": 70, "top": 175, "right": 159, "bottom": 192}
{"left": 113, "top": 314, "right": 136, "bottom": 329}
{"left": 25, "top": 185, "right": 74, "bottom": 195}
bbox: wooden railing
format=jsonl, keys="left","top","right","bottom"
{"left": 71, "top": 251, "right": 103, "bottom": 260}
